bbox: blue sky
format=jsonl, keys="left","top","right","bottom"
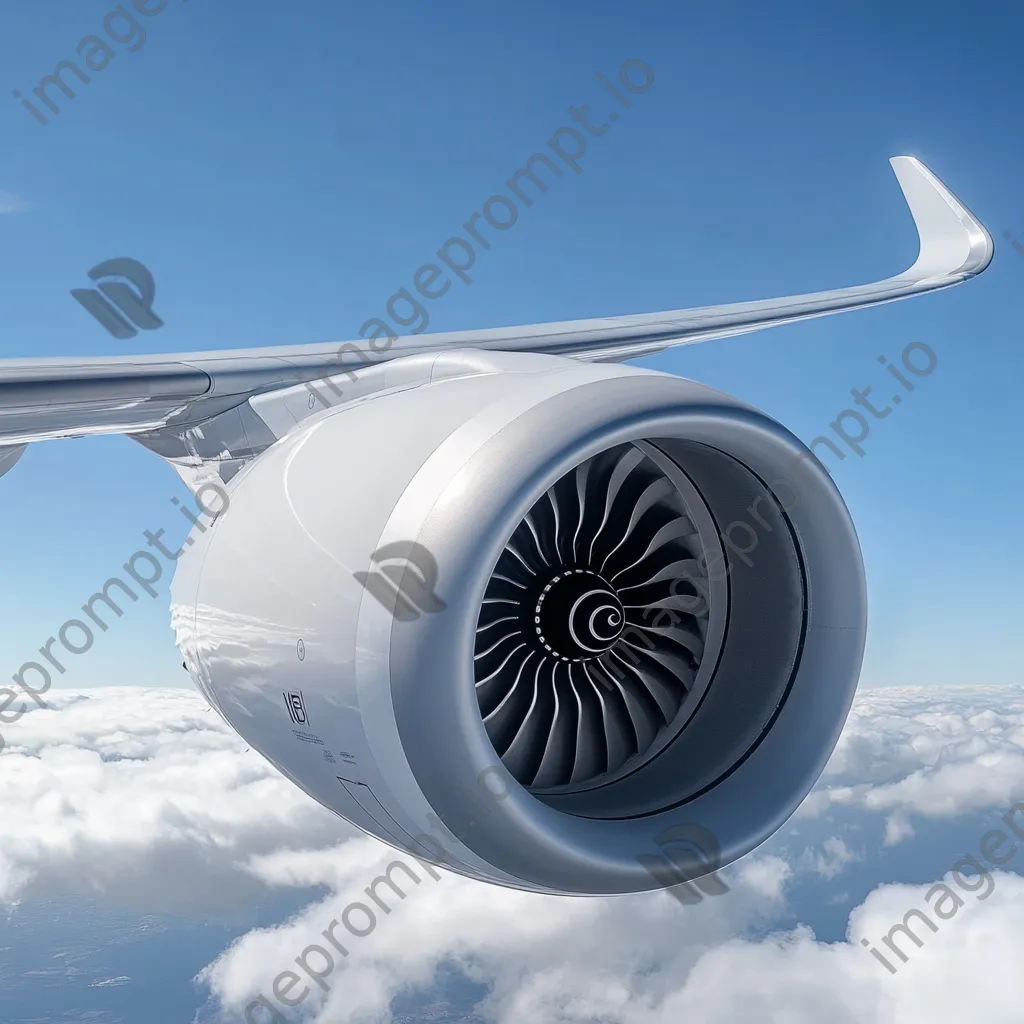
{"left": 0, "top": 0, "right": 1022, "bottom": 692}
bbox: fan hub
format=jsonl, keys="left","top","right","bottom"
{"left": 533, "top": 569, "right": 624, "bottom": 662}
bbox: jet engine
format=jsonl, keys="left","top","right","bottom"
{"left": 170, "top": 349, "right": 866, "bottom": 895}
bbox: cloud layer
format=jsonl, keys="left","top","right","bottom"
{"left": 0, "top": 688, "right": 350, "bottom": 913}
{"left": 4, "top": 684, "right": 1024, "bottom": 1022}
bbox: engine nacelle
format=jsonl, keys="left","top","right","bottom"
{"left": 171, "top": 350, "right": 866, "bottom": 895}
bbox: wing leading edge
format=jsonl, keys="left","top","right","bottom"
{"left": 0, "top": 156, "right": 993, "bottom": 451}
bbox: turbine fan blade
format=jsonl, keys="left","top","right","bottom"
{"left": 474, "top": 442, "right": 714, "bottom": 792}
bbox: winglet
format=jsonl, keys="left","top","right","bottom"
{"left": 889, "top": 155, "right": 993, "bottom": 283}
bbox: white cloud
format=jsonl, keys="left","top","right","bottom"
{"left": 655, "top": 871, "right": 1024, "bottom": 1024}
{"left": 199, "top": 840, "right": 792, "bottom": 1024}
{"left": 0, "top": 190, "right": 27, "bottom": 214}
{"left": 798, "top": 837, "right": 858, "bottom": 879}
{"left": 802, "top": 686, "right": 1024, "bottom": 828}
{"left": 883, "top": 813, "right": 916, "bottom": 846}
{"left": 733, "top": 854, "right": 791, "bottom": 899}
{"left": 200, "top": 855, "right": 1024, "bottom": 1024}
{"left": 5, "top": 685, "right": 1024, "bottom": 1022}
{"left": 194, "top": 686, "right": 1024, "bottom": 1023}
{"left": 0, "top": 688, "right": 349, "bottom": 913}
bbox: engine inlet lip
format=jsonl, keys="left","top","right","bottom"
{"left": 388, "top": 371, "right": 866, "bottom": 896}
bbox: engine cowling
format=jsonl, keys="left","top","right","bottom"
{"left": 171, "top": 350, "right": 866, "bottom": 895}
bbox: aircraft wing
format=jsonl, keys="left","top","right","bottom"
{"left": 0, "top": 156, "right": 993, "bottom": 465}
